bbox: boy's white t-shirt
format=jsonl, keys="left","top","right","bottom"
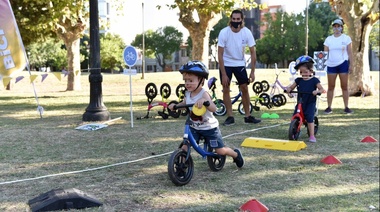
{"left": 185, "top": 88, "right": 219, "bottom": 130}
{"left": 324, "top": 34, "right": 352, "bottom": 67}
{"left": 218, "top": 26, "right": 255, "bottom": 67}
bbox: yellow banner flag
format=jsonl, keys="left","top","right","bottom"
{"left": 0, "top": 0, "right": 27, "bottom": 77}
{"left": 29, "top": 74, "right": 38, "bottom": 83}
{"left": 52, "top": 72, "right": 61, "bottom": 81}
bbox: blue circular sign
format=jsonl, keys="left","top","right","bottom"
{"left": 123, "top": 46, "right": 138, "bottom": 67}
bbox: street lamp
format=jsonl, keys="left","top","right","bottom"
{"left": 82, "top": 0, "right": 110, "bottom": 121}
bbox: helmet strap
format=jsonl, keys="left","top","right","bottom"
{"left": 195, "top": 78, "right": 204, "bottom": 90}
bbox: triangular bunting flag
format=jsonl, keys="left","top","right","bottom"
{"left": 15, "top": 76, "right": 24, "bottom": 83}
{"left": 29, "top": 74, "right": 38, "bottom": 83}
{"left": 53, "top": 72, "right": 61, "bottom": 81}
{"left": 75, "top": 70, "right": 80, "bottom": 76}
{"left": 41, "top": 73, "right": 48, "bottom": 82}
{"left": 2, "top": 77, "right": 11, "bottom": 88}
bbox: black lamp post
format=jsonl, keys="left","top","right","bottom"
{"left": 82, "top": 0, "right": 110, "bottom": 121}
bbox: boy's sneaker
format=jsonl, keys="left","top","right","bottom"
{"left": 324, "top": 107, "right": 332, "bottom": 114}
{"left": 309, "top": 136, "right": 317, "bottom": 143}
{"left": 223, "top": 116, "right": 235, "bottom": 126}
{"left": 233, "top": 149, "right": 244, "bottom": 168}
{"left": 244, "top": 116, "right": 261, "bottom": 124}
{"left": 344, "top": 107, "right": 353, "bottom": 114}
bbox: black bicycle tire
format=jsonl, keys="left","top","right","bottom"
{"left": 213, "top": 99, "right": 227, "bottom": 116}
{"left": 168, "top": 100, "right": 181, "bottom": 118}
{"left": 289, "top": 119, "right": 301, "bottom": 140}
{"left": 175, "top": 84, "right": 186, "bottom": 100}
{"left": 258, "top": 93, "right": 270, "bottom": 106}
{"left": 145, "top": 82, "right": 157, "bottom": 99}
{"left": 238, "top": 102, "right": 253, "bottom": 115}
{"left": 168, "top": 149, "right": 194, "bottom": 186}
{"left": 279, "top": 94, "right": 287, "bottom": 106}
{"left": 271, "top": 95, "right": 283, "bottom": 107}
{"left": 261, "top": 80, "right": 270, "bottom": 92}
{"left": 160, "top": 83, "right": 171, "bottom": 99}
{"left": 252, "top": 81, "right": 263, "bottom": 94}
{"left": 207, "top": 145, "right": 226, "bottom": 172}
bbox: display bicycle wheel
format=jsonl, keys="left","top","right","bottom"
{"left": 145, "top": 82, "right": 157, "bottom": 99}
{"left": 160, "top": 83, "right": 171, "bottom": 99}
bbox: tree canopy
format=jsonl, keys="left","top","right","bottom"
{"left": 131, "top": 26, "right": 183, "bottom": 71}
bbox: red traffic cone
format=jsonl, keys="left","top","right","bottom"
{"left": 240, "top": 199, "right": 269, "bottom": 212}
{"left": 360, "top": 136, "right": 378, "bottom": 143}
{"left": 321, "top": 155, "right": 342, "bottom": 164}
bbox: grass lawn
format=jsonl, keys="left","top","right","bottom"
{"left": 0, "top": 69, "right": 379, "bottom": 211}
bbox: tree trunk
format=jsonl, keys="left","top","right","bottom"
{"left": 333, "top": 0, "right": 379, "bottom": 96}
{"left": 65, "top": 38, "right": 82, "bottom": 91}
{"left": 178, "top": 8, "right": 221, "bottom": 68}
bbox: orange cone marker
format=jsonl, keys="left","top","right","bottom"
{"left": 321, "top": 155, "right": 342, "bottom": 164}
{"left": 240, "top": 199, "right": 269, "bottom": 212}
{"left": 360, "top": 136, "right": 377, "bottom": 143}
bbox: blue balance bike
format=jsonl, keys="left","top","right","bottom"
{"left": 167, "top": 101, "right": 226, "bottom": 186}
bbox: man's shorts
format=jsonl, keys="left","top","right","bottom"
{"left": 220, "top": 66, "right": 249, "bottom": 85}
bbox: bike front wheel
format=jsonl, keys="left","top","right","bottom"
{"left": 238, "top": 102, "right": 253, "bottom": 115}
{"left": 288, "top": 119, "right": 301, "bottom": 140}
{"left": 168, "top": 149, "right": 194, "bottom": 186}
{"left": 207, "top": 145, "right": 226, "bottom": 172}
{"left": 213, "top": 99, "right": 227, "bottom": 116}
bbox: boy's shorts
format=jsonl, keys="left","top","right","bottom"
{"left": 219, "top": 66, "right": 250, "bottom": 85}
{"left": 190, "top": 127, "right": 225, "bottom": 148}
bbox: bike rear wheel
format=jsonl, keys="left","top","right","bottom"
{"left": 207, "top": 145, "right": 226, "bottom": 171}
{"left": 289, "top": 119, "right": 301, "bottom": 140}
{"left": 213, "top": 99, "right": 226, "bottom": 116}
{"left": 168, "top": 149, "right": 194, "bottom": 186}
{"left": 238, "top": 102, "right": 253, "bottom": 115}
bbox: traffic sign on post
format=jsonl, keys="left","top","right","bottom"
{"left": 123, "top": 46, "right": 138, "bottom": 67}
{"left": 122, "top": 45, "right": 138, "bottom": 128}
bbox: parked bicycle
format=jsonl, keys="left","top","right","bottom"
{"left": 167, "top": 101, "right": 226, "bottom": 186}
{"left": 137, "top": 83, "right": 180, "bottom": 119}
{"left": 253, "top": 63, "right": 292, "bottom": 108}
{"left": 208, "top": 77, "right": 253, "bottom": 116}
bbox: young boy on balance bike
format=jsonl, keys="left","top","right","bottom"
{"left": 168, "top": 60, "right": 244, "bottom": 167}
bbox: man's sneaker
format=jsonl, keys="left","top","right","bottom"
{"left": 309, "top": 135, "right": 317, "bottom": 143}
{"left": 344, "top": 107, "right": 353, "bottom": 114}
{"left": 244, "top": 116, "right": 261, "bottom": 124}
{"left": 223, "top": 116, "right": 235, "bottom": 126}
{"left": 324, "top": 107, "right": 332, "bottom": 114}
{"left": 233, "top": 149, "right": 244, "bottom": 168}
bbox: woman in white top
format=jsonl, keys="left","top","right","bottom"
{"left": 323, "top": 18, "right": 353, "bottom": 114}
